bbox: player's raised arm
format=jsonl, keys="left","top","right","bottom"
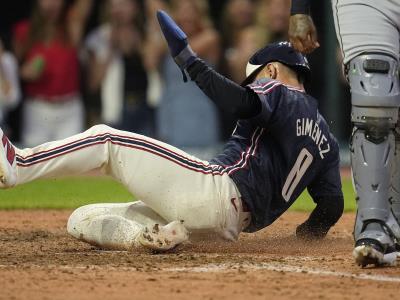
{"left": 289, "top": 0, "right": 319, "bottom": 54}
{"left": 156, "top": 10, "right": 261, "bottom": 119}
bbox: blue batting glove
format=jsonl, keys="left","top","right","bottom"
{"left": 157, "top": 10, "right": 197, "bottom": 77}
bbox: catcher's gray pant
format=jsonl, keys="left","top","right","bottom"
{"left": 332, "top": 0, "right": 400, "bottom": 247}
{"left": 332, "top": 0, "right": 400, "bottom": 65}
{"left": 14, "top": 125, "right": 250, "bottom": 249}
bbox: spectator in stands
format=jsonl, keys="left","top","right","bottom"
{"left": 224, "top": 0, "right": 291, "bottom": 83}
{"left": 13, "top": 0, "right": 92, "bottom": 147}
{"left": 145, "top": 0, "right": 221, "bottom": 149}
{"left": 85, "top": 0, "right": 154, "bottom": 136}
{"left": 220, "top": 0, "right": 255, "bottom": 51}
{"left": 0, "top": 38, "right": 20, "bottom": 129}
{"left": 215, "top": 0, "right": 289, "bottom": 139}
{"left": 255, "top": 0, "right": 291, "bottom": 44}
{"left": 225, "top": 27, "right": 259, "bottom": 84}
{"left": 143, "top": 0, "right": 169, "bottom": 109}
{"left": 217, "top": 0, "right": 256, "bottom": 139}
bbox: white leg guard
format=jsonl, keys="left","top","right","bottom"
{"left": 16, "top": 125, "right": 246, "bottom": 238}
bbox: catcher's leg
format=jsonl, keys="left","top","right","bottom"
{"left": 67, "top": 201, "right": 189, "bottom": 251}
{"left": 331, "top": 0, "right": 400, "bottom": 66}
{"left": 349, "top": 54, "right": 400, "bottom": 267}
{"left": 392, "top": 134, "right": 400, "bottom": 231}
{"left": 333, "top": 0, "right": 400, "bottom": 266}
{"left": 13, "top": 124, "right": 246, "bottom": 240}
{"left": 390, "top": 115, "right": 400, "bottom": 256}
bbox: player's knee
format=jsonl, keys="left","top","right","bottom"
{"left": 348, "top": 53, "right": 400, "bottom": 139}
{"left": 348, "top": 54, "right": 400, "bottom": 109}
{"left": 347, "top": 53, "right": 399, "bottom": 100}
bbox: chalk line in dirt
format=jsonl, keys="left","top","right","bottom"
{"left": 165, "top": 262, "right": 400, "bottom": 283}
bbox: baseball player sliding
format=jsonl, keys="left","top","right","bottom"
{"left": 290, "top": 0, "right": 400, "bottom": 267}
{"left": 0, "top": 11, "right": 343, "bottom": 252}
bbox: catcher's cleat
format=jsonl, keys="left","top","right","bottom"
{"left": 0, "top": 128, "right": 17, "bottom": 189}
{"left": 138, "top": 220, "right": 189, "bottom": 251}
{"left": 353, "top": 239, "right": 397, "bottom": 267}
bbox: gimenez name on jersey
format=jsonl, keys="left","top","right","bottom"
{"left": 296, "top": 118, "right": 331, "bottom": 159}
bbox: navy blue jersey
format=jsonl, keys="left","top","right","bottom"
{"left": 210, "top": 78, "right": 343, "bottom": 232}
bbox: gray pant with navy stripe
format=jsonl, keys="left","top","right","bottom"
{"left": 332, "top": 0, "right": 400, "bottom": 231}
{"left": 332, "top": 0, "right": 400, "bottom": 64}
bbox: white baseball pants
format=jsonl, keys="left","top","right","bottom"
{"left": 15, "top": 125, "right": 250, "bottom": 249}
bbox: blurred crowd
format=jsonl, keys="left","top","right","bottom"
{"left": 0, "top": 0, "right": 292, "bottom": 150}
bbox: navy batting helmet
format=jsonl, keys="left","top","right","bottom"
{"left": 241, "top": 41, "right": 311, "bottom": 86}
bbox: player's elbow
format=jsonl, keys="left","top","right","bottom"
{"left": 229, "top": 104, "right": 259, "bottom": 119}
{"left": 319, "top": 195, "right": 344, "bottom": 228}
{"left": 297, "top": 195, "right": 344, "bottom": 240}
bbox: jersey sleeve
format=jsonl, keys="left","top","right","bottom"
{"left": 307, "top": 156, "right": 343, "bottom": 199}
{"left": 246, "top": 80, "right": 283, "bottom": 127}
{"left": 187, "top": 59, "right": 262, "bottom": 119}
{"left": 291, "top": 0, "right": 311, "bottom": 15}
{"left": 301, "top": 154, "right": 344, "bottom": 239}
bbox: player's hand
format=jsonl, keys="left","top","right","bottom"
{"left": 296, "top": 221, "right": 327, "bottom": 240}
{"left": 289, "top": 14, "right": 320, "bottom": 54}
{"left": 156, "top": 10, "right": 197, "bottom": 71}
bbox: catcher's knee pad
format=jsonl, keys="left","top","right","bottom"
{"left": 348, "top": 53, "right": 400, "bottom": 111}
{"left": 348, "top": 54, "right": 400, "bottom": 241}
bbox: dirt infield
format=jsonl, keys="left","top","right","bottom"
{"left": 0, "top": 210, "right": 399, "bottom": 300}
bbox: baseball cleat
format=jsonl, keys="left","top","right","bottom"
{"left": 353, "top": 239, "right": 397, "bottom": 267}
{"left": 0, "top": 128, "right": 17, "bottom": 189}
{"left": 138, "top": 220, "right": 189, "bottom": 251}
